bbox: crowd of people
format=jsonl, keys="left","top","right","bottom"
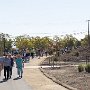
{"left": 20, "top": 48, "right": 48, "bottom": 62}
{"left": 0, "top": 48, "right": 49, "bottom": 81}
{"left": 0, "top": 53, "right": 24, "bottom": 81}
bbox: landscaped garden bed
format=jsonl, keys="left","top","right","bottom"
{"left": 41, "top": 63, "right": 90, "bottom": 90}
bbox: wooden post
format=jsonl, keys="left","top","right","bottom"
{"left": 86, "top": 56, "right": 89, "bottom": 64}
{"left": 49, "top": 57, "right": 50, "bottom": 65}
{"left": 53, "top": 57, "right": 54, "bottom": 68}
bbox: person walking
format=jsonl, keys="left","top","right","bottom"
{"left": 31, "top": 48, "right": 34, "bottom": 59}
{"left": 3, "top": 54, "right": 11, "bottom": 80}
{"left": 0, "top": 63, "right": 3, "bottom": 76}
{"left": 15, "top": 53, "right": 23, "bottom": 78}
{"left": 25, "top": 52, "right": 30, "bottom": 62}
{"left": 8, "top": 54, "right": 14, "bottom": 78}
{"left": 38, "top": 49, "right": 41, "bottom": 59}
{"left": 45, "top": 50, "right": 48, "bottom": 57}
{"left": 0, "top": 57, "right": 4, "bottom": 76}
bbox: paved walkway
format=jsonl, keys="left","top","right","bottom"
{"left": 23, "top": 56, "right": 68, "bottom": 90}
{"left": 0, "top": 67, "right": 32, "bottom": 90}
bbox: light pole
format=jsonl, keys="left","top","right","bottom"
{"left": 88, "top": 20, "right": 90, "bottom": 46}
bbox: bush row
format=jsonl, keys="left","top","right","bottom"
{"left": 78, "top": 64, "right": 90, "bottom": 73}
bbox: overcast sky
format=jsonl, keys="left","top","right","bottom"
{"left": 0, "top": 0, "right": 90, "bottom": 39}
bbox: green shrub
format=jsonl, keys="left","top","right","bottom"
{"left": 74, "top": 52, "right": 79, "bottom": 57}
{"left": 78, "top": 64, "right": 84, "bottom": 72}
{"left": 85, "top": 64, "right": 90, "bottom": 73}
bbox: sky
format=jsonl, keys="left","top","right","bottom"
{"left": 0, "top": 0, "right": 90, "bottom": 39}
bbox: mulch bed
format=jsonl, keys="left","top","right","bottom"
{"left": 41, "top": 64, "right": 90, "bottom": 90}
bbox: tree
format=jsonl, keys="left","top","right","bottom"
{"left": 81, "top": 35, "right": 88, "bottom": 46}
{"left": 15, "top": 36, "right": 30, "bottom": 50}
{"left": 0, "top": 33, "right": 12, "bottom": 55}
{"left": 75, "top": 40, "right": 81, "bottom": 47}
{"left": 62, "top": 34, "right": 77, "bottom": 49}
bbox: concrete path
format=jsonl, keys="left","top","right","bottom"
{"left": 23, "top": 56, "right": 68, "bottom": 90}
{"left": 0, "top": 67, "right": 32, "bottom": 90}
{"left": 25, "top": 65, "right": 78, "bottom": 69}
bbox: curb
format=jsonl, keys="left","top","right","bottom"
{"left": 40, "top": 68, "right": 77, "bottom": 90}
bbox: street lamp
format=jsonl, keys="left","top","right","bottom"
{"left": 88, "top": 20, "right": 90, "bottom": 46}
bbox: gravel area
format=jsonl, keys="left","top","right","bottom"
{"left": 41, "top": 64, "right": 90, "bottom": 90}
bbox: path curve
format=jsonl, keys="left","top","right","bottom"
{"left": 24, "top": 56, "right": 68, "bottom": 90}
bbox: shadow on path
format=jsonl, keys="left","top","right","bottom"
{"left": 0, "top": 78, "right": 8, "bottom": 83}
{"left": 13, "top": 77, "right": 21, "bottom": 80}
